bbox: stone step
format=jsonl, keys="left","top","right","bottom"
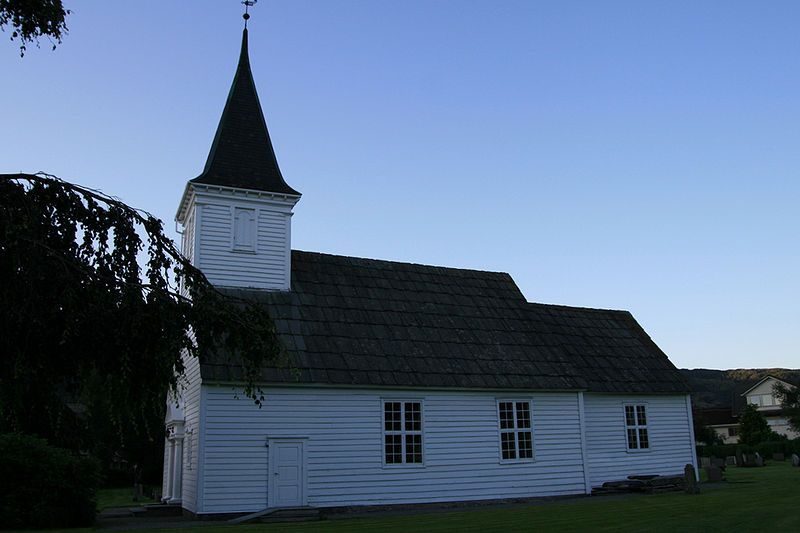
{"left": 592, "top": 474, "right": 687, "bottom": 495}
{"left": 230, "top": 506, "right": 321, "bottom": 525}
{"left": 259, "top": 508, "right": 320, "bottom": 524}
{"left": 260, "top": 508, "right": 320, "bottom": 520}
{"left": 259, "top": 515, "right": 320, "bottom": 524}
{"left": 141, "top": 503, "right": 183, "bottom": 517}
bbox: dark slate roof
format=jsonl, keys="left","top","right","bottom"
{"left": 524, "top": 304, "right": 689, "bottom": 394}
{"left": 191, "top": 28, "right": 300, "bottom": 196}
{"left": 205, "top": 251, "right": 688, "bottom": 393}
{"left": 696, "top": 407, "right": 738, "bottom": 426}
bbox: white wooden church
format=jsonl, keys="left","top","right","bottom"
{"left": 162, "top": 24, "right": 697, "bottom": 516}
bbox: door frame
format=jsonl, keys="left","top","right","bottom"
{"left": 267, "top": 438, "right": 308, "bottom": 508}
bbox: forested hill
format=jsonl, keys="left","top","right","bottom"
{"left": 680, "top": 368, "right": 800, "bottom": 409}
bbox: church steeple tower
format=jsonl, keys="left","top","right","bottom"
{"left": 177, "top": 15, "right": 300, "bottom": 291}
{"left": 191, "top": 28, "right": 300, "bottom": 197}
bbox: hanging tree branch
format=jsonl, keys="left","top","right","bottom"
{"left": 0, "top": 0, "right": 71, "bottom": 56}
{"left": 0, "top": 172, "right": 284, "bottom": 448}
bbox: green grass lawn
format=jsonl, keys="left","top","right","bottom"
{"left": 73, "top": 463, "right": 800, "bottom": 532}
{"left": 95, "top": 487, "right": 155, "bottom": 510}
{"left": 141, "top": 461, "right": 798, "bottom": 533}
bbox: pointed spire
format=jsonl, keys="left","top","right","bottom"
{"left": 191, "top": 27, "right": 300, "bottom": 196}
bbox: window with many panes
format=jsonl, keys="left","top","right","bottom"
{"left": 498, "top": 400, "right": 533, "bottom": 461}
{"left": 383, "top": 401, "right": 423, "bottom": 465}
{"left": 624, "top": 404, "right": 649, "bottom": 450}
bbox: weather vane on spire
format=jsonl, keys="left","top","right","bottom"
{"left": 242, "top": 0, "right": 257, "bottom": 27}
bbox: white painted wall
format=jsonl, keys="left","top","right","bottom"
{"left": 188, "top": 186, "right": 297, "bottom": 290}
{"left": 198, "top": 387, "right": 587, "bottom": 514}
{"left": 765, "top": 417, "right": 800, "bottom": 439}
{"left": 583, "top": 394, "right": 695, "bottom": 487}
{"left": 710, "top": 425, "right": 739, "bottom": 444}
{"left": 177, "top": 353, "right": 203, "bottom": 512}
{"left": 161, "top": 439, "right": 170, "bottom": 499}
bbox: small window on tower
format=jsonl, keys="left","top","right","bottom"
{"left": 233, "top": 207, "right": 256, "bottom": 252}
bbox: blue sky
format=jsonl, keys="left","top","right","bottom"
{"left": 3, "top": 1, "right": 798, "bottom": 370}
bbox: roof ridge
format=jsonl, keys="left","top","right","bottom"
{"left": 526, "top": 301, "right": 631, "bottom": 315}
{"left": 291, "top": 249, "right": 513, "bottom": 278}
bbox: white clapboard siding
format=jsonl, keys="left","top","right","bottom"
{"left": 177, "top": 352, "right": 202, "bottom": 512}
{"left": 191, "top": 189, "right": 296, "bottom": 290}
{"left": 198, "top": 387, "right": 586, "bottom": 514}
{"left": 161, "top": 439, "right": 170, "bottom": 500}
{"left": 583, "top": 394, "right": 694, "bottom": 488}
{"left": 181, "top": 210, "right": 195, "bottom": 263}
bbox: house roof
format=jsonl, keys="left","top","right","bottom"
{"left": 695, "top": 407, "right": 738, "bottom": 426}
{"left": 190, "top": 28, "right": 300, "bottom": 197}
{"left": 202, "top": 251, "right": 689, "bottom": 394}
{"left": 740, "top": 375, "right": 797, "bottom": 396}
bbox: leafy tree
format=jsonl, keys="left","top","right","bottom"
{"left": 0, "top": 0, "right": 70, "bottom": 56}
{"left": 773, "top": 382, "right": 800, "bottom": 434}
{"left": 737, "top": 403, "right": 779, "bottom": 446}
{"left": 0, "top": 433, "right": 101, "bottom": 528}
{"left": 0, "top": 172, "right": 284, "bottom": 464}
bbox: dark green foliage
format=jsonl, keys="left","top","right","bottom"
{"left": 773, "top": 382, "right": 800, "bottom": 434}
{"left": 0, "top": 173, "right": 284, "bottom": 469}
{"left": 738, "top": 404, "right": 781, "bottom": 446}
{"left": 750, "top": 439, "right": 799, "bottom": 457}
{"left": 0, "top": 0, "right": 69, "bottom": 56}
{"left": 696, "top": 443, "right": 746, "bottom": 458}
{"left": 0, "top": 433, "right": 102, "bottom": 529}
{"left": 696, "top": 439, "right": 800, "bottom": 459}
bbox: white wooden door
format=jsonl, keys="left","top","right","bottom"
{"left": 269, "top": 440, "right": 305, "bottom": 508}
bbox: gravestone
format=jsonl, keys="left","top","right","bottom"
{"left": 754, "top": 454, "right": 764, "bottom": 467}
{"left": 133, "top": 464, "right": 143, "bottom": 502}
{"left": 684, "top": 464, "right": 700, "bottom": 494}
{"left": 705, "top": 466, "right": 723, "bottom": 482}
{"left": 736, "top": 449, "right": 745, "bottom": 467}
{"left": 742, "top": 453, "right": 758, "bottom": 467}
{"left": 772, "top": 452, "right": 785, "bottom": 461}
{"left": 725, "top": 455, "right": 737, "bottom": 466}
{"left": 791, "top": 454, "right": 799, "bottom": 467}
{"left": 699, "top": 456, "right": 711, "bottom": 468}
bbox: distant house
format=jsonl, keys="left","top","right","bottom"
{"left": 161, "top": 26, "right": 697, "bottom": 516}
{"left": 696, "top": 407, "right": 739, "bottom": 444}
{"left": 695, "top": 375, "right": 799, "bottom": 445}
{"left": 741, "top": 376, "right": 798, "bottom": 440}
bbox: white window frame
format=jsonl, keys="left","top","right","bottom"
{"left": 231, "top": 206, "right": 257, "bottom": 253}
{"left": 623, "top": 403, "right": 650, "bottom": 452}
{"left": 496, "top": 399, "right": 535, "bottom": 463}
{"left": 381, "top": 399, "right": 424, "bottom": 467}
